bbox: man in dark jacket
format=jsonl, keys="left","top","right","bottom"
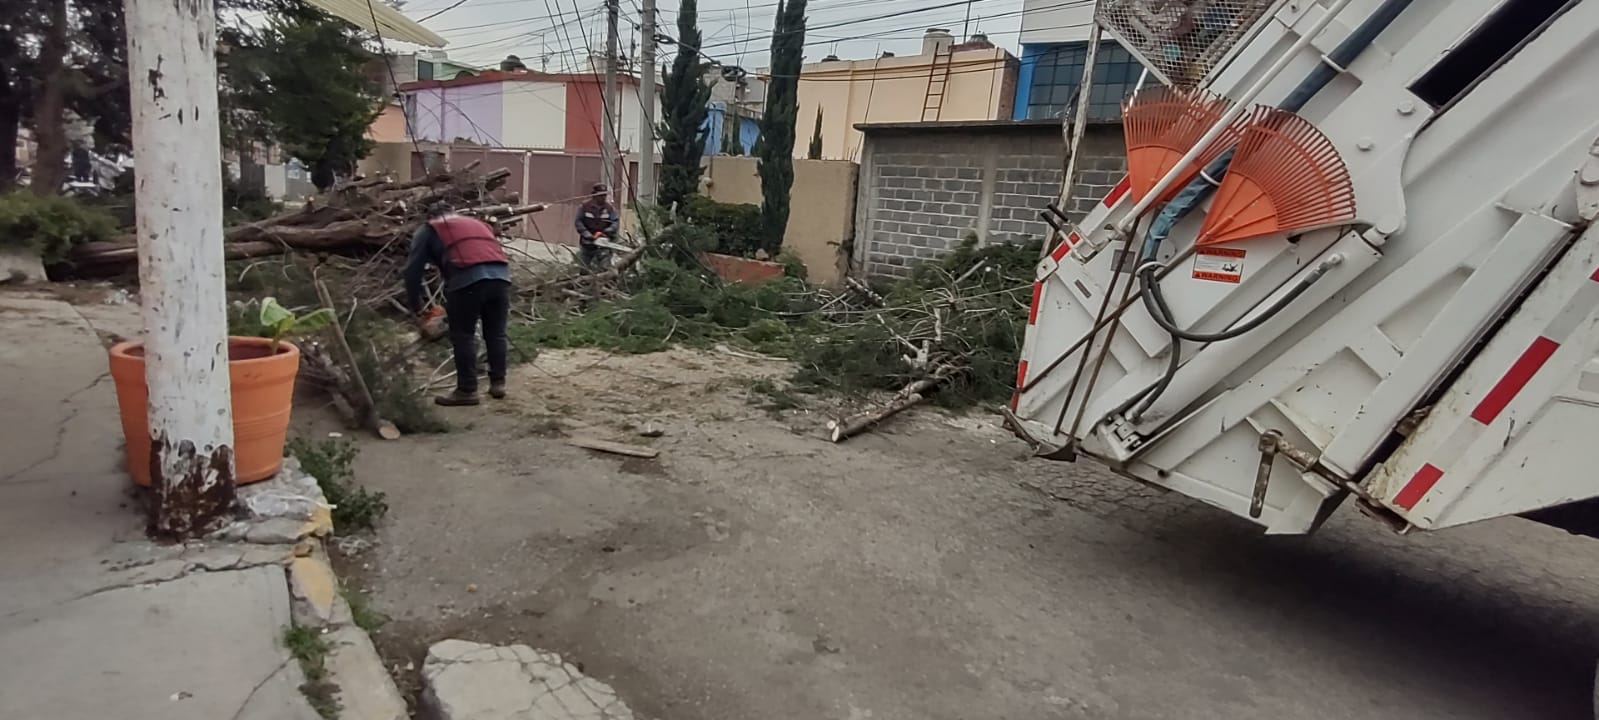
{"left": 574, "top": 183, "right": 619, "bottom": 270}
{"left": 405, "top": 202, "right": 512, "bottom": 406}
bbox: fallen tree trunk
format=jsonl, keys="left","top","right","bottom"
{"left": 826, "top": 365, "right": 961, "bottom": 443}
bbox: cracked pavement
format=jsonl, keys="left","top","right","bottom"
{"left": 0, "top": 289, "right": 319, "bottom": 720}
{"left": 422, "top": 639, "right": 635, "bottom": 719}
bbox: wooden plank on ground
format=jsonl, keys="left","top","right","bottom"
{"left": 566, "top": 436, "right": 660, "bottom": 458}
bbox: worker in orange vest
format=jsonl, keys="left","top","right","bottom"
{"left": 405, "top": 202, "right": 512, "bottom": 406}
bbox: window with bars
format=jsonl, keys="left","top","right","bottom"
{"left": 1026, "top": 42, "right": 1149, "bottom": 122}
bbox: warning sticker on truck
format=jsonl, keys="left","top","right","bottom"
{"left": 1192, "top": 247, "right": 1245, "bottom": 283}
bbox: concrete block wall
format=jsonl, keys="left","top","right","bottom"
{"left": 853, "top": 122, "right": 1126, "bottom": 279}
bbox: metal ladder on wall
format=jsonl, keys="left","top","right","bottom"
{"left": 921, "top": 46, "right": 954, "bottom": 122}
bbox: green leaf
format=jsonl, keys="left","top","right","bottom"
{"left": 290, "top": 308, "right": 336, "bottom": 334}
{"left": 259, "top": 297, "right": 293, "bottom": 329}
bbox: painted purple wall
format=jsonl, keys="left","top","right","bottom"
{"left": 410, "top": 84, "right": 504, "bottom": 145}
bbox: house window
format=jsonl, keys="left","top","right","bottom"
{"left": 1027, "top": 42, "right": 1148, "bottom": 122}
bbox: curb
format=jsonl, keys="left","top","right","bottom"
{"left": 227, "top": 457, "right": 408, "bottom": 720}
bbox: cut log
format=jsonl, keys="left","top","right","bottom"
{"left": 826, "top": 365, "right": 961, "bottom": 443}
{"left": 566, "top": 436, "right": 660, "bottom": 458}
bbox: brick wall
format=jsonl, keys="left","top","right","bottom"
{"left": 852, "top": 121, "right": 1126, "bottom": 278}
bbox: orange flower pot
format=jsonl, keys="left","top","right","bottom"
{"left": 108, "top": 337, "right": 301, "bottom": 486}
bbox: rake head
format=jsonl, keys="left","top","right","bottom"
{"left": 1122, "top": 86, "right": 1241, "bottom": 204}
{"left": 1196, "top": 106, "right": 1357, "bottom": 247}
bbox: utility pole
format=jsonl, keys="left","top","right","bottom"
{"left": 637, "top": 0, "right": 657, "bottom": 203}
{"left": 125, "top": 0, "right": 236, "bottom": 537}
{"left": 602, "top": 0, "right": 620, "bottom": 193}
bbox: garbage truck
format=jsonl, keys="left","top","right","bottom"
{"left": 1011, "top": 0, "right": 1599, "bottom": 701}
{"left": 1011, "top": 1, "right": 1599, "bottom": 699}
{"left": 1011, "top": 0, "right": 1599, "bottom": 594}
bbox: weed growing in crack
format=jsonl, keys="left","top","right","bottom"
{"left": 283, "top": 625, "right": 339, "bottom": 719}
{"left": 287, "top": 437, "right": 389, "bottom": 533}
{"left": 343, "top": 588, "right": 387, "bottom": 633}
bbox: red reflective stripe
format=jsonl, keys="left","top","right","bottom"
{"left": 1102, "top": 176, "right": 1131, "bottom": 207}
{"left": 1050, "top": 240, "right": 1071, "bottom": 261}
{"left": 1028, "top": 282, "right": 1043, "bottom": 324}
{"left": 1016, "top": 359, "right": 1029, "bottom": 388}
{"left": 1590, "top": 266, "right": 1599, "bottom": 282}
{"left": 1394, "top": 463, "right": 1444, "bottom": 510}
{"left": 1067, "top": 231, "right": 1082, "bottom": 246}
{"left": 1470, "top": 336, "right": 1560, "bottom": 425}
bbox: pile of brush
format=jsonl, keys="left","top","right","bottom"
{"left": 68, "top": 161, "right": 546, "bottom": 275}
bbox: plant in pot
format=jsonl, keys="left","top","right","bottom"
{"left": 109, "top": 298, "right": 334, "bottom": 486}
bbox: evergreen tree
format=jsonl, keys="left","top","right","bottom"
{"left": 656, "top": 0, "right": 712, "bottom": 208}
{"left": 221, "top": 13, "right": 383, "bottom": 190}
{"left": 756, "top": 0, "right": 806, "bottom": 254}
{"left": 806, "top": 107, "right": 823, "bottom": 160}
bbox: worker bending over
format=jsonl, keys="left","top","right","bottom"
{"left": 405, "top": 202, "right": 512, "bottom": 406}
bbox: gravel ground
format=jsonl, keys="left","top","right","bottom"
{"left": 324, "top": 347, "right": 1599, "bottom": 720}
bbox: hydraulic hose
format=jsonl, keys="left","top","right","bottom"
{"left": 1140, "top": 260, "right": 1335, "bottom": 343}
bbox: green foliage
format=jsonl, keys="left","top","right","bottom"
{"left": 343, "top": 588, "right": 386, "bottom": 632}
{"left": 0, "top": 191, "right": 118, "bottom": 263}
{"left": 287, "top": 436, "right": 390, "bottom": 533}
{"left": 221, "top": 12, "right": 381, "bottom": 190}
{"left": 259, "top": 297, "right": 335, "bottom": 351}
{"left": 283, "top": 625, "right": 331, "bottom": 679}
{"left": 282, "top": 625, "right": 339, "bottom": 719}
{"left": 757, "top": 0, "right": 807, "bottom": 256}
{"left": 657, "top": 0, "right": 713, "bottom": 208}
{"left": 776, "top": 250, "right": 808, "bottom": 280}
{"left": 682, "top": 196, "right": 762, "bottom": 256}
{"left": 807, "top": 107, "right": 823, "bottom": 160}
{"left": 509, "top": 233, "right": 1040, "bottom": 410}
{"left": 335, "top": 306, "right": 451, "bottom": 434}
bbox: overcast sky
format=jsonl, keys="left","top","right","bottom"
{"left": 392, "top": 0, "right": 1034, "bottom": 72}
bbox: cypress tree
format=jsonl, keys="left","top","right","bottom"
{"left": 806, "top": 107, "right": 823, "bottom": 160}
{"left": 657, "top": 0, "right": 713, "bottom": 208}
{"left": 756, "top": 0, "right": 806, "bottom": 254}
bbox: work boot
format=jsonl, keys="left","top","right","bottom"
{"left": 489, "top": 381, "right": 507, "bottom": 400}
{"left": 435, "top": 389, "right": 481, "bottom": 407}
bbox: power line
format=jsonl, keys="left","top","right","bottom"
{"left": 415, "top": 0, "right": 471, "bottom": 22}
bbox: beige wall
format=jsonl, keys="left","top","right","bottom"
{"left": 794, "top": 48, "right": 1016, "bottom": 161}
{"left": 701, "top": 156, "right": 857, "bottom": 287}
{"left": 366, "top": 103, "right": 411, "bottom": 144}
{"left": 358, "top": 141, "right": 415, "bottom": 182}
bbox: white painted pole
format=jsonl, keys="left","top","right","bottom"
{"left": 126, "top": 0, "right": 237, "bottom": 538}
{"left": 637, "top": 0, "right": 657, "bottom": 203}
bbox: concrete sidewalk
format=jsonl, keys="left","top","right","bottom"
{"left": 0, "top": 289, "right": 321, "bottom": 720}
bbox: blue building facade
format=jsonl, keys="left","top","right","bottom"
{"left": 701, "top": 102, "right": 761, "bottom": 156}
{"left": 1012, "top": 40, "right": 1150, "bottom": 123}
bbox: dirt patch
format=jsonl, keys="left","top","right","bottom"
{"left": 323, "top": 346, "right": 1599, "bottom": 720}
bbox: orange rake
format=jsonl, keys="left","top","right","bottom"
{"left": 1196, "top": 106, "right": 1357, "bottom": 247}
{"left": 1121, "top": 86, "right": 1240, "bottom": 204}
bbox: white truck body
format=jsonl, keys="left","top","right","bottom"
{"left": 1011, "top": 0, "right": 1599, "bottom": 534}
